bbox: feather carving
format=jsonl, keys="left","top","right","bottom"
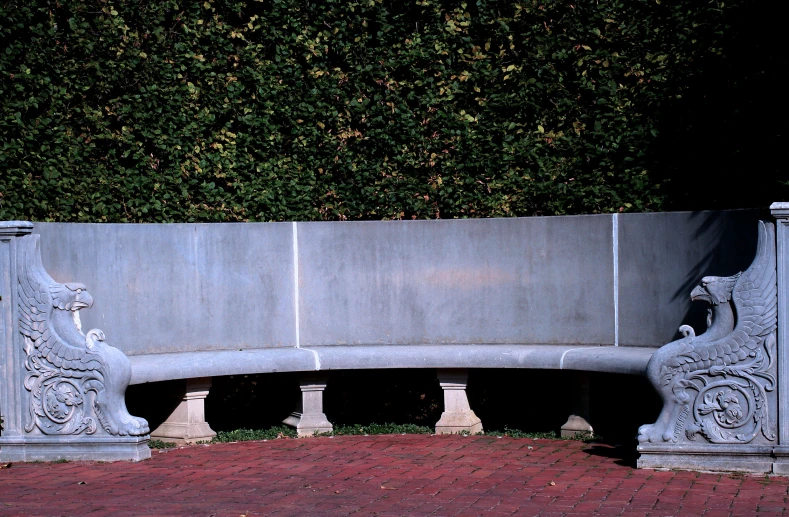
{"left": 672, "top": 221, "right": 776, "bottom": 373}
{"left": 639, "top": 220, "right": 776, "bottom": 445}
{"left": 17, "top": 235, "right": 103, "bottom": 372}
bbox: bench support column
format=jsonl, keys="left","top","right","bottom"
{"left": 561, "top": 373, "right": 593, "bottom": 438}
{"left": 151, "top": 377, "right": 217, "bottom": 445}
{"left": 283, "top": 375, "right": 332, "bottom": 437}
{"left": 435, "top": 369, "right": 483, "bottom": 434}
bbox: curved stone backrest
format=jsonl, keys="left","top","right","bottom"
{"left": 32, "top": 210, "right": 762, "bottom": 356}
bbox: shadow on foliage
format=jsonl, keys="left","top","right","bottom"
{"left": 126, "top": 367, "right": 661, "bottom": 450}
{"left": 126, "top": 367, "right": 661, "bottom": 445}
{"left": 650, "top": 0, "right": 789, "bottom": 211}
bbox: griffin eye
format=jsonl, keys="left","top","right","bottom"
{"left": 77, "top": 289, "right": 82, "bottom": 294}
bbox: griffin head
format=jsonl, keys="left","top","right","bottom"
{"left": 50, "top": 282, "right": 94, "bottom": 311}
{"left": 691, "top": 274, "right": 741, "bottom": 305}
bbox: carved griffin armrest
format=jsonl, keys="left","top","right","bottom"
{"left": 638, "top": 221, "right": 777, "bottom": 446}
{"left": 16, "top": 234, "right": 149, "bottom": 437}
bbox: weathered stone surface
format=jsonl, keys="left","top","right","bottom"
{"left": 128, "top": 348, "right": 317, "bottom": 384}
{"left": 561, "top": 373, "right": 593, "bottom": 438}
{"left": 30, "top": 211, "right": 765, "bottom": 359}
{"left": 4, "top": 209, "right": 771, "bottom": 469}
{"left": 34, "top": 222, "right": 297, "bottom": 355}
{"left": 435, "top": 369, "right": 483, "bottom": 435}
{"left": 296, "top": 217, "right": 615, "bottom": 347}
{"left": 637, "top": 221, "right": 778, "bottom": 472}
{"left": 282, "top": 375, "right": 332, "bottom": 437}
{"left": 769, "top": 203, "right": 789, "bottom": 475}
{"left": 561, "top": 416, "right": 593, "bottom": 437}
{"left": 1, "top": 227, "right": 149, "bottom": 462}
{"left": 637, "top": 443, "right": 774, "bottom": 473}
{"left": 313, "top": 344, "right": 657, "bottom": 375}
{"left": 150, "top": 377, "right": 216, "bottom": 445}
{"left": 618, "top": 210, "right": 764, "bottom": 347}
{"left": 128, "top": 344, "right": 659, "bottom": 385}
{"left": 0, "top": 436, "right": 151, "bottom": 462}
{"left": 772, "top": 446, "right": 789, "bottom": 474}
{"left": 0, "top": 222, "right": 36, "bottom": 456}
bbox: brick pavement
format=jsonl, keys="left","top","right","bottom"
{"left": 1, "top": 435, "right": 787, "bottom": 516}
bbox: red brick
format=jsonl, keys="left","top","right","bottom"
{"left": 1, "top": 435, "right": 785, "bottom": 516}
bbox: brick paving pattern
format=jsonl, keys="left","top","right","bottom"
{"left": 1, "top": 435, "right": 788, "bottom": 516}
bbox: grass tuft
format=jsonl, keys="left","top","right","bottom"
{"left": 148, "top": 440, "right": 177, "bottom": 449}
{"left": 213, "top": 426, "right": 298, "bottom": 443}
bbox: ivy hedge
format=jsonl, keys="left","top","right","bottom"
{"left": 0, "top": 0, "right": 780, "bottom": 222}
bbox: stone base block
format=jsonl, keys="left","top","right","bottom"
{"left": 150, "top": 377, "right": 216, "bottom": 445}
{"left": 637, "top": 444, "right": 774, "bottom": 473}
{"left": 435, "top": 411, "right": 483, "bottom": 435}
{"left": 0, "top": 436, "right": 151, "bottom": 462}
{"left": 771, "top": 446, "right": 789, "bottom": 474}
{"left": 282, "top": 413, "right": 301, "bottom": 428}
{"left": 283, "top": 375, "right": 333, "bottom": 437}
{"left": 284, "top": 412, "right": 333, "bottom": 437}
{"left": 562, "top": 372, "right": 592, "bottom": 438}
{"left": 435, "top": 369, "right": 483, "bottom": 435}
{"left": 560, "top": 415, "right": 593, "bottom": 438}
{"left": 151, "top": 422, "right": 217, "bottom": 445}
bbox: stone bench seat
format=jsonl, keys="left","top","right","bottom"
{"left": 126, "top": 343, "right": 658, "bottom": 443}
{"left": 128, "top": 344, "right": 658, "bottom": 385}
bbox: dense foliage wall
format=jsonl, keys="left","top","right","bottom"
{"left": 0, "top": 0, "right": 782, "bottom": 222}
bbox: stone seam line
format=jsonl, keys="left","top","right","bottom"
{"left": 613, "top": 213, "right": 619, "bottom": 347}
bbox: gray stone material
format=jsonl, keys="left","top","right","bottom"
{"left": 637, "top": 443, "right": 774, "bottom": 473}
{"left": 561, "top": 373, "right": 593, "bottom": 438}
{"left": 128, "top": 348, "right": 317, "bottom": 384}
{"left": 34, "top": 222, "right": 296, "bottom": 355}
{"left": 312, "top": 344, "right": 657, "bottom": 375}
{"left": 769, "top": 203, "right": 789, "bottom": 475}
{"left": 1, "top": 227, "right": 149, "bottom": 462}
{"left": 296, "top": 217, "right": 615, "bottom": 347}
{"left": 558, "top": 346, "right": 657, "bottom": 375}
{"left": 637, "top": 221, "right": 777, "bottom": 472}
{"left": 435, "top": 369, "right": 483, "bottom": 434}
{"left": 28, "top": 211, "right": 765, "bottom": 358}
{"left": 0, "top": 222, "right": 35, "bottom": 457}
{"left": 618, "top": 210, "right": 764, "bottom": 347}
{"left": 127, "top": 345, "right": 659, "bottom": 385}
{"left": 282, "top": 375, "right": 332, "bottom": 437}
{"left": 639, "top": 221, "right": 776, "bottom": 446}
{"left": 150, "top": 377, "right": 216, "bottom": 445}
{"left": 561, "top": 416, "right": 593, "bottom": 438}
{"left": 0, "top": 436, "right": 151, "bottom": 462}
{"left": 3, "top": 209, "right": 769, "bottom": 468}
{"left": 773, "top": 446, "right": 789, "bottom": 474}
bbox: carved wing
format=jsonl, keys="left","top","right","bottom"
{"left": 677, "top": 221, "right": 777, "bottom": 371}
{"left": 17, "top": 235, "right": 102, "bottom": 371}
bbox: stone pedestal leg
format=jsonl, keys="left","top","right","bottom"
{"left": 282, "top": 375, "right": 333, "bottom": 437}
{"left": 151, "top": 377, "right": 217, "bottom": 445}
{"left": 561, "top": 372, "right": 593, "bottom": 438}
{"left": 435, "top": 369, "right": 483, "bottom": 434}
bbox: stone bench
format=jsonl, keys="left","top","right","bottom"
{"left": 127, "top": 344, "right": 658, "bottom": 440}
{"left": 0, "top": 208, "right": 770, "bottom": 471}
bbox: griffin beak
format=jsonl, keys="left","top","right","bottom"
{"left": 72, "top": 292, "right": 94, "bottom": 310}
{"left": 690, "top": 285, "right": 709, "bottom": 302}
